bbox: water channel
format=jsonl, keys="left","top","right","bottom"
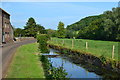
{"left": 43, "top": 49, "right": 102, "bottom": 78}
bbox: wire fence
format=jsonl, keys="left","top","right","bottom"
{"left": 48, "top": 38, "right": 119, "bottom": 61}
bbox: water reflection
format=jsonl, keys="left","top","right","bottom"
{"left": 46, "top": 49, "right": 101, "bottom": 78}
{"left": 49, "top": 57, "right": 101, "bottom": 78}
{"left": 42, "top": 49, "right": 120, "bottom": 79}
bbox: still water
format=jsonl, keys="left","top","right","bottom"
{"left": 45, "top": 49, "right": 101, "bottom": 78}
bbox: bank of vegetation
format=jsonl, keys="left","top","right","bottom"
{"left": 37, "top": 34, "right": 68, "bottom": 79}
{"left": 48, "top": 38, "right": 120, "bottom": 74}
{"left": 40, "top": 55, "right": 68, "bottom": 79}
{"left": 49, "top": 38, "right": 119, "bottom": 61}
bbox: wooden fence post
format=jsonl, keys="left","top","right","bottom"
{"left": 72, "top": 39, "right": 74, "bottom": 48}
{"left": 112, "top": 45, "right": 115, "bottom": 59}
{"left": 62, "top": 40, "right": 64, "bottom": 45}
{"left": 72, "top": 37, "right": 75, "bottom": 48}
{"left": 56, "top": 39, "right": 57, "bottom": 44}
{"left": 51, "top": 38, "right": 52, "bottom": 41}
{"left": 86, "top": 42, "right": 88, "bottom": 49}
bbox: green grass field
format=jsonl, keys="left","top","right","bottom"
{"left": 7, "top": 43, "right": 45, "bottom": 78}
{"left": 48, "top": 38, "right": 119, "bottom": 61}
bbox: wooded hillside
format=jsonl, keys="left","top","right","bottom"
{"left": 66, "top": 7, "right": 120, "bottom": 41}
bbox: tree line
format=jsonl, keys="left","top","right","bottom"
{"left": 14, "top": 17, "right": 46, "bottom": 38}
{"left": 14, "top": 17, "right": 65, "bottom": 38}
{"left": 66, "top": 7, "right": 120, "bottom": 41}
{"left": 14, "top": 7, "right": 120, "bottom": 41}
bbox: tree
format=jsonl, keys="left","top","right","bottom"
{"left": 65, "top": 30, "right": 78, "bottom": 39}
{"left": 37, "top": 34, "right": 50, "bottom": 53}
{"left": 46, "top": 29, "right": 57, "bottom": 37}
{"left": 24, "top": 17, "right": 37, "bottom": 37}
{"left": 57, "top": 21, "right": 65, "bottom": 38}
{"left": 85, "top": 19, "right": 104, "bottom": 40}
{"left": 36, "top": 24, "right": 46, "bottom": 34}
{"left": 66, "top": 7, "right": 120, "bottom": 41}
{"left": 66, "top": 15, "right": 102, "bottom": 31}
{"left": 24, "top": 17, "right": 46, "bottom": 37}
{"left": 103, "top": 7, "right": 120, "bottom": 41}
{"left": 14, "top": 28, "right": 25, "bottom": 37}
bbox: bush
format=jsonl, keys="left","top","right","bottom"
{"left": 37, "top": 34, "right": 50, "bottom": 53}
{"left": 99, "top": 55, "right": 106, "bottom": 64}
{"left": 40, "top": 55, "right": 68, "bottom": 79}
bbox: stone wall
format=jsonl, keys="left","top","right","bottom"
{"left": 1, "top": 8, "right": 14, "bottom": 43}
{"left": 0, "top": 9, "right": 2, "bottom": 45}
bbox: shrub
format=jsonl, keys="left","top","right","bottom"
{"left": 36, "top": 34, "right": 50, "bottom": 53}
{"left": 99, "top": 55, "right": 106, "bottom": 64}
{"left": 40, "top": 55, "right": 68, "bottom": 80}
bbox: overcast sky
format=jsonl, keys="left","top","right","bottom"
{"left": 1, "top": 2, "right": 118, "bottom": 29}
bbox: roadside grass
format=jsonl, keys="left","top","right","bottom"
{"left": 6, "top": 43, "right": 45, "bottom": 78}
{"left": 48, "top": 38, "right": 119, "bottom": 61}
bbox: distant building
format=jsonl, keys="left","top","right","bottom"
{"left": 0, "top": 8, "right": 14, "bottom": 44}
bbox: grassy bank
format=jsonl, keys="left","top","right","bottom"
{"left": 6, "top": 43, "right": 45, "bottom": 78}
{"left": 48, "top": 38, "right": 119, "bottom": 61}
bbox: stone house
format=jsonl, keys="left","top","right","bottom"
{"left": 0, "top": 8, "right": 14, "bottom": 44}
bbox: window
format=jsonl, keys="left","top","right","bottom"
{"left": 5, "top": 23, "right": 6, "bottom": 28}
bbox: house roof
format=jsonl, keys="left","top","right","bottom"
{"left": 0, "top": 8, "right": 10, "bottom": 16}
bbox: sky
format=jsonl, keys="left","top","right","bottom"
{"left": 0, "top": 2, "right": 118, "bottom": 30}
{"left": 1, "top": 0, "right": 120, "bottom": 2}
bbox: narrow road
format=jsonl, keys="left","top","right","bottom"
{"left": 1, "top": 39, "right": 37, "bottom": 78}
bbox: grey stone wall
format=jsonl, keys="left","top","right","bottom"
{"left": 2, "top": 9, "right": 13, "bottom": 43}
{"left": 0, "top": 9, "right": 2, "bottom": 45}
{"left": 0, "top": 8, "right": 14, "bottom": 44}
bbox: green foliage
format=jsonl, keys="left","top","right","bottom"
{"left": 62, "top": 49, "right": 68, "bottom": 54}
{"left": 36, "top": 24, "right": 46, "bottom": 34}
{"left": 66, "top": 15, "right": 102, "bottom": 31}
{"left": 24, "top": 17, "right": 36, "bottom": 37}
{"left": 24, "top": 17, "right": 46, "bottom": 37}
{"left": 14, "top": 17, "right": 46, "bottom": 37}
{"left": 57, "top": 21, "right": 66, "bottom": 38}
{"left": 66, "top": 7, "right": 120, "bottom": 41}
{"left": 37, "top": 34, "right": 50, "bottom": 53}
{"left": 103, "top": 7, "right": 120, "bottom": 41}
{"left": 46, "top": 29, "right": 57, "bottom": 37}
{"left": 99, "top": 55, "right": 106, "bottom": 64}
{"left": 50, "top": 66, "right": 68, "bottom": 79}
{"left": 40, "top": 55, "right": 68, "bottom": 79}
{"left": 77, "top": 18, "right": 105, "bottom": 40}
{"left": 65, "top": 30, "right": 78, "bottom": 39}
{"left": 110, "top": 60, "right": 116, "bottom": 68}
{"left": 14, "top": 28, "right": 25, "bottom": 37}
